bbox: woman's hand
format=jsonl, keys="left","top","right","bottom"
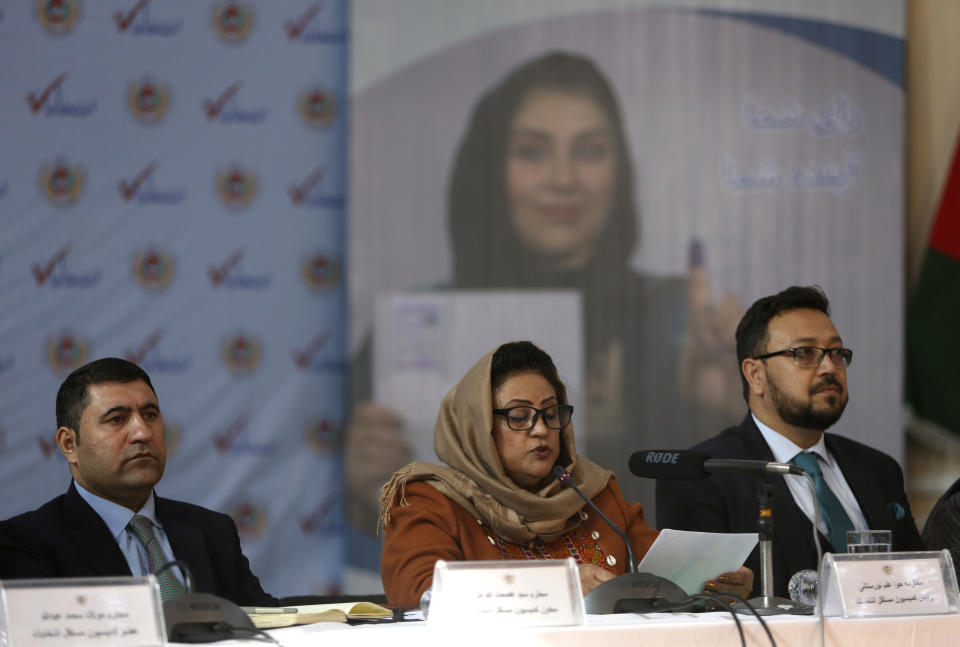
{"left": 701, "top": 566, "right": 754, "bottom": 602}
{"left": 578, "top": 563, "right": 615, "bottom": 596}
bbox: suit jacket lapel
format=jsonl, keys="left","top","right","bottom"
{"left": 826, "top": 434, "right": 891, "bottom": 529}
{"left": 62, "top": 482, "right": 132, "bottom": 576}
{"left": 156, "top": 497, "right": 215, "bottom": 594}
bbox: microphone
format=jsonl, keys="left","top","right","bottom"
{"left": 551, "top": 465, "right": 687, "bottom": 613}
{"left": 552, "top": 465, "right": 637, "bottom": 573}
{"left": 628, "top": 449, "right": 806, "bottom": 480}
{"left": 157, "top": 560, "right": 257, "bottom": 642}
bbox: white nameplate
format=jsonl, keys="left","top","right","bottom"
{"left": 821, "top": 550, "right": 960, "bottom": 617}
{"left": 427, "top": 559, "right": 585, "bottom": 627}
{"left": 0, "top": 576, "right": 166, "bottom": 646}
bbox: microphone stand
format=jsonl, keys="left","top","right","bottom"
{"left": 733, "top": 479, "right": 811, "bottom": 615}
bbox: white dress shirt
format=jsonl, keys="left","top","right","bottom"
{"left": 752, "top": 414, "right": 868, "bottom": 537}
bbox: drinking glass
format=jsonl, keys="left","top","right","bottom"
{"left": 846, "top": 529, "right": 892, "bottom": 553}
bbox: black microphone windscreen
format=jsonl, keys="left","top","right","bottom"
{"left": 628, "top": 449, "right": 710, "bottom": 480}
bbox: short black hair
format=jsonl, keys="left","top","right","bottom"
{"left": 56, "top": 357, "right": 156, "bottom": 437}
{"left": 490, "top": 341, "right": 568, "bottom": 405}
{"left": 735, "top": 286, "right": 831, "bottom": 400}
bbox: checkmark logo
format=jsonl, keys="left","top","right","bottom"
{"left": 118, "top": 161, "right": 158, "bottom": 202}
{"left": 38, "top": 436, "right": 57, "bottom": 458}
{"left": 26, "top": 73, "right": 68, "bottom": 113}
{"left": 203, "top": 81, "right": 242, "bottom": 120}
{"left": 287, "top": 167, "right": 325, "bottom": 205}
{"left": 124, "top": 329, "right": 163, "bottom": 365}
{"left": 32, "top": 244, "right": 72, "bottom": 285}
{"left": 114, "top": 0, "right": 150, "bottom": 32}
{"left": 285, "top": 2, "right": 322, "bottom": 39}
{"left": 213, "top": 413, "right": 249, "bottom": 453}
{"left": 292, "top": 331, "right": 329, "bottom": 369}
{"left": 208, "top": 249, "right": 245, "bottom": 286}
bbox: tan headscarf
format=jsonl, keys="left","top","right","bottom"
{"left": 379, "top": 344, "right": 613, "bottom": 544}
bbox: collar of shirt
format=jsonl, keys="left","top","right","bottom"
{"left": 73, "top": 480, "right": 161, "bottom": 541}
{"left": 751, "top": 413, "right": 837, "bottom": 469}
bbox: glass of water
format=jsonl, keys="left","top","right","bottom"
{"left": 846, "top": 529, "right": 892, "bottom": 553}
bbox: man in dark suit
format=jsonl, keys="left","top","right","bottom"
{"left": 656, "top": 286, "right": 922, "bottom": 598}
{"left": 0, "top": 358, "right": 276, "bottom": 606}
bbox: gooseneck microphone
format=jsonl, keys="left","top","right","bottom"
{"left": 552, "top": 464, "right": 687, "bottom": 613}
{"left": 552, "top": 465, "right": 637, "bottom": 574}
{"left": 628, "top": 449, "right": 806, "bottom": 480}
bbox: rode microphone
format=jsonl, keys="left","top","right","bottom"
{"left": 628, "top": 449, "right": 806, "bottom": 480}
{"left": 552, "top": 465, "right": 687, "bottom": 613}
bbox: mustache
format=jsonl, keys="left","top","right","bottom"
{"left": 809, "top": 376, "right": 844, "bottom": 395}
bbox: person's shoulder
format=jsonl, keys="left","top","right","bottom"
{"left": 688, "top": 416, "right": 753, "bottom": 456}
{"left": 0, "top": 492, "right": 70, "bottom": 530}
{"left": 154, "top": 495, "right": 234, "bottom": 527}
{"left": 825, "top": 433, "right": 900, "bottom": 467}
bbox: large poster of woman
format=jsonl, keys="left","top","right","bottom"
{"left": 346, "top": 0, "right": 905, "bottom": 583}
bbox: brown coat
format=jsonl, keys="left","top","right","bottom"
{"left": 381, "top": 478, "right": 658, "bottom": 605}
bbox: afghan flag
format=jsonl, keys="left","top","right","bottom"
{"left": 907, "top": 134, "right": 960, "bottom": 435}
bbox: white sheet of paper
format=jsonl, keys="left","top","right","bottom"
{"left": 373, "top": 290, "right": 583, "bottom": 463}
{"left": 637, "top": 529, "right": 758, "bottom": 595}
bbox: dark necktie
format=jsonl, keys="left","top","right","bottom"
{"left": 127, "top": 514, "right": 185, "bottom": 601}
{"left": 792, "top": 452, "right": 855, "bottom": 552}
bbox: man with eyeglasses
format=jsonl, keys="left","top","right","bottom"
{"left": 655, "top": 285, "right": 922, "bottom": 598}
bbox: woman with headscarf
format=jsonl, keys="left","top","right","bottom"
{"left": 378, "top": 341, "right": 751, "bottom": 606}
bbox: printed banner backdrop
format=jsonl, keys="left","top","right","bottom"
{"left": 347, "top": 0, "right": 906, "bottom": 587}
{"left": 0, "top": 1, "right": 348, "bottom": 596}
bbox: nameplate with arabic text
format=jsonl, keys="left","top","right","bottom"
{"left": 428, "top": 558, "right": 585, "bottom": 627}
{"left": 823, "top": 551, "right": 960, "bottom": 617}
{"left": 0, "top": 576, "right": 165, "bottom": 646}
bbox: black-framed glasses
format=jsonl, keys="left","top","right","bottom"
{"left": 753, "top": 346, "right": 853, "bottom": 369}
{"left": 493, "top": 404, "right": 574, "bottom": 431}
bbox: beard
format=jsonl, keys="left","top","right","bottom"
{"left": 767, "top": 373, "right": 848, "bottom": 430}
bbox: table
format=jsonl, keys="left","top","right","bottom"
{"left": 197, "top": 610, "right": 960, "bottom": 646}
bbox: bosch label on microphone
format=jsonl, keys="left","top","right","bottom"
{"left": 645, "top": 451, "right": 680, "bottom": 464}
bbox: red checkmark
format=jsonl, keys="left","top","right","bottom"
{"left": 32, "top": 244, "right": 72, "bottom": 285}
{"left": 213, "top": 413, "right": 249, "bottom": 453}
{"left": 292, "top": 331, "right": 329, "bottom": 368}
{"left": 124, "top": 329, "right": 163, "bottom": 365}
{"left": 208, "top": 249, "right": 245, "bottom": 286}
{"left": 203, "top": 81, "right": 242, "bottom": 119}
{"left": 287, "top": 167, "right": 326, "bottom": 205}
{"left": 38, "top": 436, "right": 57, "bottom": 458}
{"left": 284, "top": 2, "right": 322, "bottom": 39}
{"left": 26, "top": 73, "right": 68, "bottom": 113}
{"left": 114, "top": 0, "right": 150, "bottom": 32}
{"left": 118, "top": 161, "right": 158, "bottom": 202}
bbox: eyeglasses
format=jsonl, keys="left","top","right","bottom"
{"left": 753, "top": 346, "right": 853, "bottom": 369}
{"left": 493, "top": 404, "right": 574, "bottom": 431}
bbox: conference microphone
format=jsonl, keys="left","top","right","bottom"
{"left": 552, "top": 465, "right": 637, "bottom": 573}
{"left": 157, "top": 560, "right": 257, "bottom": 643}
{"left": 551, "top": 465, "right": 687, "bottom": 613}
{"left": 628, "top": 449, "right": 806, "bottom": 480}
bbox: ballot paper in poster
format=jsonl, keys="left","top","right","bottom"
{"left": 373, "top": 291, "right": 583, "bottom": 464}
{"left": 637, "top": 529, "right": 758, "bottom": 595}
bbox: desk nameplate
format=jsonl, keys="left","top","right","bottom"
{"left": 428, "top": 558, "right": 585, "bottom": 627}
{"left": 0, "top": 576, "right": 165, "bottom": 646}
{"left": 820, "top": 550, "right": 960, "bottom": 618}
